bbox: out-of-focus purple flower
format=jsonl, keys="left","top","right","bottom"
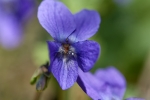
{"left": 77, "top": 67, "right": 126, "bottom": 100}
{"left": 77, "top": 67, "right": 145, "bottom": 100}
{"left": 38, "top": 0, "right": 101, "bottom": 90}
{"left": 0, "top": 0, "right": 35, "bottom": 49}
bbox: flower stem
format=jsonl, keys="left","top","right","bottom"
{"left": 33, "top": 91, "right": 42, "bottom": 100}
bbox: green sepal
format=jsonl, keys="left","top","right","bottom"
{"left": 36, "top": 74, "right": 50, "bottom": 91}
{"left": 30, "top": 67, "right": 43, "bottom": 85}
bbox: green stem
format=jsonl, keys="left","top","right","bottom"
{"left": 33, "top": 91, "right": 42, "bottom": 100}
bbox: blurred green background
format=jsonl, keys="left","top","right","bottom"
{"left": 0, "top": 0, "right": 150, "bottom": 99}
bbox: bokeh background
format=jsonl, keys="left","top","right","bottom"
{"left": 0, "top": 0, "right": 150, "bottom": 100}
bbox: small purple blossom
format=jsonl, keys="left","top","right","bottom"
{"left": 0, "top": 0, "right": 35, "bottom": 49}
{"left": 38, "top": 0, "right": 101, "bottom": 90}
{"left": 77, "top": 67, "right": 145, "bottom": 100}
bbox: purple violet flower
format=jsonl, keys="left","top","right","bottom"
{"left": 38, "top": 0, "right": 101, "bottom": 90}
{"left": 77, "top": 67, "right": 145, "bottom": 100}
{"left": 0, "top": 0, "right": 35, "bottom": 49}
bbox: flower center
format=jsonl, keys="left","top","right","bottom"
{"left": 62, "top": 43, "right": 70, "bottom": 54}
{"left": 59, "top": 43, "right": 75, "bottom": 57}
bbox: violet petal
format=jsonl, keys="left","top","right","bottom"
{"left": 47, "top": 41, "right": 78, "bottom": 90}
{"left": 77, "top": 69, "right": 102, "bottom": 100}
{"left": 73, "top": 40, "right": 100, "bottom": 72}
{"left": 38, "top": 0, "right": 76, "bottom": 42}
{"left": 69, "top": 9, "right": 101, "bottom": 42}
{"left": 95, "top": 67, "right": 126, "bottom": 99}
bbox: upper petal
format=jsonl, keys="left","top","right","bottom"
{"left": 38, "top": 0, "right": 76, "bottom": 42}
{"left": 69, "top": 9, "right": 101, "bottom": 42}
{"left": 73, "top": 40, "right": 100, "bottom": 72}
{"left": 47, "top": 41, "right": 78, "bottom": 90}
{"left": 77, "top": 69, "right": 102, "bottom": 100}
